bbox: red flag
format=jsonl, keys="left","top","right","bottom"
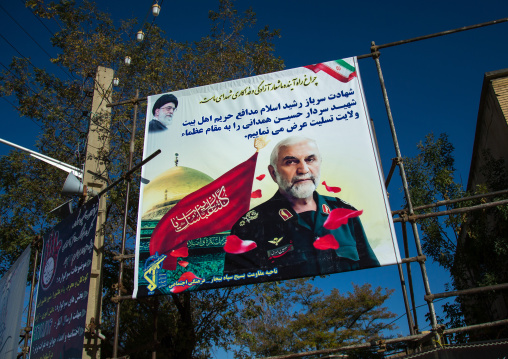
{"left": 150, "top": 152, "right": 259, "bottom": 270}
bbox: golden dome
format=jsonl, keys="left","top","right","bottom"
{"left": 141, "top": 166, "right": 213, "bottom": 220}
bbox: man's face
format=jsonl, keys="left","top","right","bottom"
{"left": 269, "top": 140, "right": 321, "bottom": 199}
{"left": 155, "top": 102, "right": 176, "bottom": 125}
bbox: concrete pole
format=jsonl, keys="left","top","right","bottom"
{"left": 82, "top": 66, "right": 113, "bottom": 358}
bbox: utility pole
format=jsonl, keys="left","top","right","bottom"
{"left": 82, "top": 66, "right": 113, "bottom": 358}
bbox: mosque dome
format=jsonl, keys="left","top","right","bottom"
{"left": 141, "top": 166, "right": 213, "bottom": 221}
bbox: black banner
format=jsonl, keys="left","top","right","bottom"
{"left": 31, "top": 197, "right": 99, "bottom": 359}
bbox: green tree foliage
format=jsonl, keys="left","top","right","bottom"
{"left": 403, "top": 133, "right": 465, "bottom": 271}
{"left": 231, "top": 278, "right": 396, "bottom": 358}
{"left": 0, "top": 1, "right": 283, "bottom": 357}
{"left": 404, "top": 133, "right": 508, "bottom": 340}
{"left": 0, "top": 1, "right": 397, "bottom": 357}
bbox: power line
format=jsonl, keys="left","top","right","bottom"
{"left": 0, "top": 5, "right": 92, "bottom": 128}
{"left": 0, "top": 3, "right": 76, "bottom": 81}
{"left": 384, "top": 297, "right": 448, "bottom": 329}
{"left": 0, "top": 59, "right": 89, "bottom": 144}
{"left": 18, "top": 0, "right": 55, "bottom": 38}
{"left": 0, "top": 32, "right": 38, "bottom": 70}
{"left": 0, "top": 4, "right": 53, "bottom": 60}
{"left": 0, "top": 96, "right": 42, "bottom": 129}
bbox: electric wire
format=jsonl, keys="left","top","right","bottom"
{"left": 0, "top": 3, "right": 101, "bottom": 143}
{"left": 0, "top": 96, "right": 42, "bottom": 129}
{"left": 0, "top": 24, "right": 90, "bottom": 128}
{"left": 0, "top": 32, "right": 38, "bottom": 70}
{"left": 383, "top": 297, "right": 448, "bottom": 329}
{"left": 0, "top": 3, "right": 75, "bottom": 81}
{"left": 0, "top": 58, "right": 91, "bottom": 159}
{"left": 19, "top": 0, "right": 55, "bottom": 38}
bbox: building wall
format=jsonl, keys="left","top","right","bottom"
{"left": 468, "top": 70, "right": 508, "bottom": 189}
{"left": 463, "top": 69, "right": 508, "bottom": 334}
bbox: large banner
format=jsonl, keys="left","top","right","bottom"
{"left": 30, "top": 197, "right": 99, "bottom": 359}
{"left": 0, "top": 245, "right": 31, "bottom": 359}
{"left": 134, "top": 57, "right": 399, "bottom": 297}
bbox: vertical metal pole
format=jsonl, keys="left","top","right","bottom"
{"left": 22, "top": 238, "right": 40, "bottom": 359}
{"left": 112, "top": 89, "right": 139, "bottom": 358}
{"left": 372, "top": 119, "right": 415, "bottom": 335}
{"left": 396, "top": 262, "right": 416, "bottom": 335}
{"left": 401, "top": 221, "right": 420, "bottom": 333}
{"left": 370, "top": 42, "right": 439, "bottom": 332}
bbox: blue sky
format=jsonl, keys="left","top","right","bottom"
{"left": 1, "top": 0, "right": 508, "bottom": 355}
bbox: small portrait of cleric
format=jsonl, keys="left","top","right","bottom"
{"left": 223, "top": 136, "right": 380, "bottom": 280}
{"left": 148, "top": 94, "right": 178, "bottom": 133}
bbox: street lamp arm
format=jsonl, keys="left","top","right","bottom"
{"left": 0, "top": 137, "right": 83, "bottom": 178}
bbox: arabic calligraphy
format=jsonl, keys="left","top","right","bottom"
{"left": 183, "top": 89, "right": 360, "bottom": 140}
{"left": 171, "top": 186, "right": 229, "bottom": 232}
{"left": 32, "top": 326, "right": 85, "bottom": 354}
{"left": 31, "top": 198, "right": 99, "bottom": 358}
{"left": 200, "top": 75, "right": 318, "bottom": 104}
{"left": 167, "top": 277, "right": 206, "bottom": 290}
{"left": 208, "top": 268, "right": 278, "bottom": 283}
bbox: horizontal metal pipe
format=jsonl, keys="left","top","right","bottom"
{"left": 444, "top": 319, "right": 508, "bottom": 334}
{"left": 400, "top": 255, "right": 426, "bottom": 264}
{"left": 393, "top": 198, "right": 508, "bottom": 223}
{"left": 425, "top": 283, "right": 508, "bottom": 302}
{"left": 357, "top": 18, "right": 508, "bottom": 60}
{"left": 262, "top": 317, "right": 508, "bottom": 359}
{"left": 111, "top": 295, "right": 134, "bottom": 303}
{"left": 393, "top": 188, "right": 508, "bottom": 216}
{"left": 261, "top": 333, "right": 431, "bottom": 359}
{"left": 374, "top": 17, "right": 508, "bottom": 50}
{"left": 97, "top": 149, "right": 161, "bottom": 197}
{"left": 107, "top": 96, "right": 147, "bottom": 108}
{"left": 113, "top": 254, "right": 135, "bottom": 261}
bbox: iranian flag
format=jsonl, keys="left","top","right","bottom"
{"left": 304, "top": 59, "right": 357, "bottom": 83}
{"left": 150, "top": 152, "right": 259, "bottom": 270}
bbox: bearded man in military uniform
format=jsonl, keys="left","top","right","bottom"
{"left": 223, "top": 136, "right": 379, "bottom": 280}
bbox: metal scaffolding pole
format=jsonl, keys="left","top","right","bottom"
{"left": 112, "top": 89, "right": 140, "bottom": 358}
{"left": 95, "top": 16, "right": 508, "bottom": 359}
{"left": 370, "top": 44, "right": 439, "bottom": 334}
{"left": 401, "top": 221, "right": 420, "bottom": 333}
{"left": 394, "top": 197, "right": 508, "bottom": 223}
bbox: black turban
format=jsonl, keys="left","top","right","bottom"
{"left": 152, "top": 94, "right": 178, "bottom": 115}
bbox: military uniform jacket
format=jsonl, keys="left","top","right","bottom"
{"left": 223, "top": 191, "right": 380, "bottom": 280}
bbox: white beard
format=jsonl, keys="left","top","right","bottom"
{"left": 275, "top": 173, "right": 319, "bottom": 199}
{"left": 159, "top": 113, "right": 173, "bottom": 126}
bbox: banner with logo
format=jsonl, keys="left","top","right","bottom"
{"left": 134, "top": 57, "right": 399, "bottom": 297}
{"left": 0, "top": 245, "right": 31, "bottom": 359}
{"left": 30, "top": 197, "right": 99, "bottom": 359}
